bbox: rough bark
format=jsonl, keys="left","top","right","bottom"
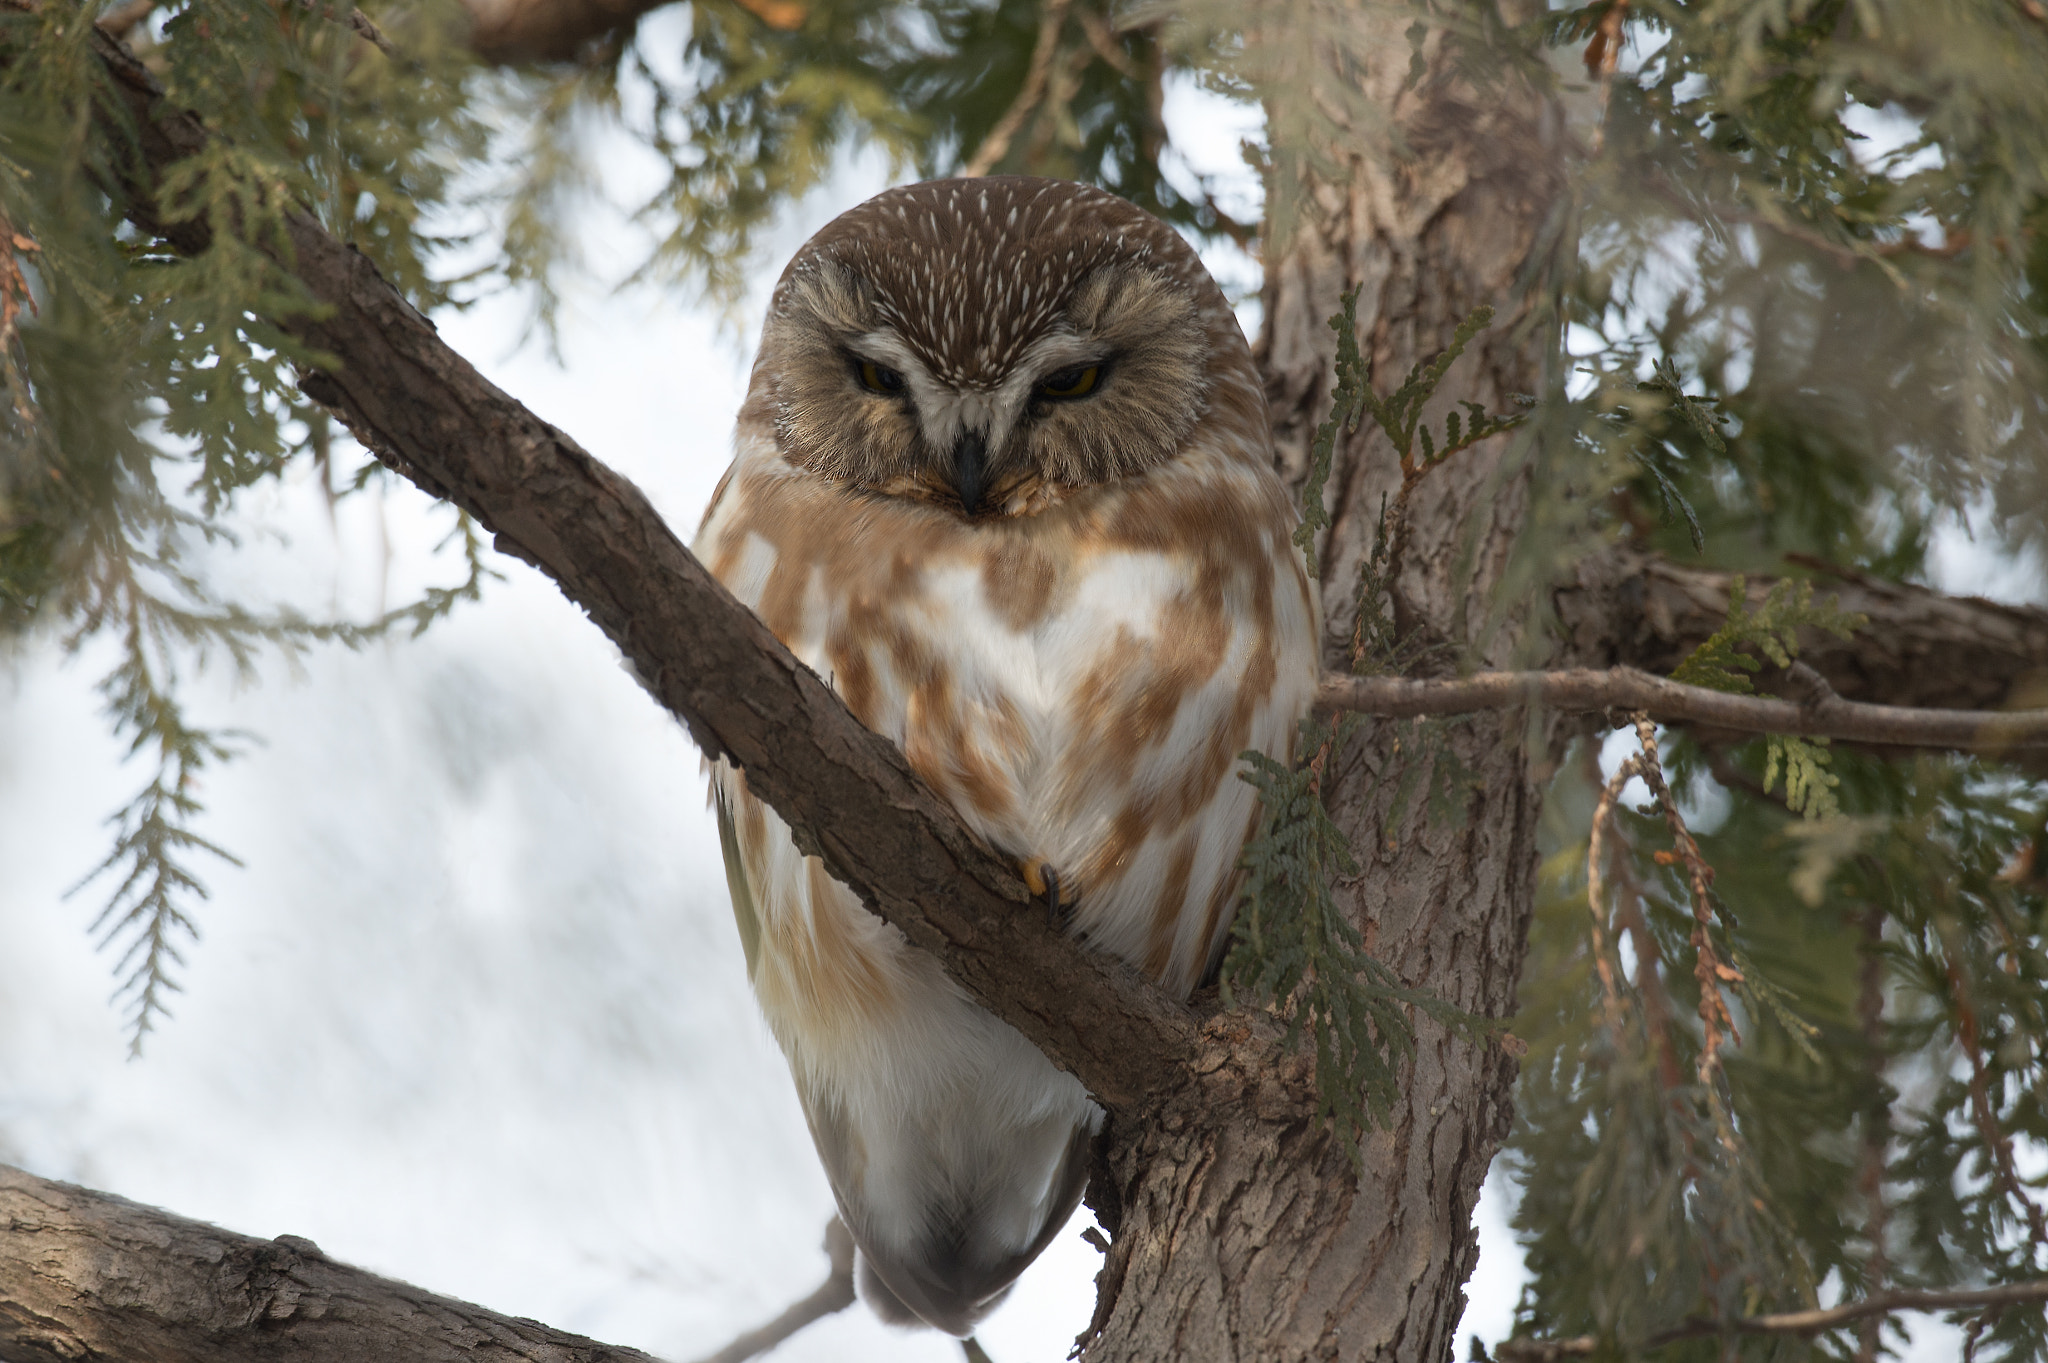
{"left": 456, "top": 0, "right": 800, "bottom": 65}
{"left": 1078, "top": 14, "right": 1567, "bottom": 1362}
{"left": 0, "top": 1164, "right": 658, "bottom": 1363}
{"left": 1559, "top": 550, "right": 2048, "bottom": 713}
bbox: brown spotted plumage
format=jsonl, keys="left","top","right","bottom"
{"left": 697, "top": 177, "right": 1318, "bottom": 1336}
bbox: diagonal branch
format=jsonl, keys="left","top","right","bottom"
{"left": 961, "top": 0, "right": 1073, "bottom": 178}
{"left": 85, "top": 22, "right": 1194, "bottom": 1119}
{"left": 1317, "top": 662, "right": 2048, "bottom": 753}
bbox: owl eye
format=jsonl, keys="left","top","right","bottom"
{"left": 856, "top": 359, "right": 907, "bottom": 395}
{"left": 1037, "top": 364, "right": 1102, "bottom": 400}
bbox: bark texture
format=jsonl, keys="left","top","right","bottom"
{"left": 457, "top": 0, "right": 800, "bottom": 65}
{"left": 0, "top": 1165, "right": 658, "bottom": 1363}
{"left": 1079, "top": 15, "right": 1567, "bottom": 1362}
{"left": 1559, "top": 550, "right": 2048, "bottom": 712}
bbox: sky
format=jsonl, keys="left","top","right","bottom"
{"left": 1, "top": 34, "right": 2034, "bottom": 1363}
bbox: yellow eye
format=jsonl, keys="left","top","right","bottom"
{"left": 857, "top": 360, "right": 906, "bottom": 395}
{"left": 1037, "top": 364, "right": 1101, "bottom": 400}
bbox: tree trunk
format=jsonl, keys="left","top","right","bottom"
{"left": 1079, "top": 14, "right": 1566, "bottom": 1361}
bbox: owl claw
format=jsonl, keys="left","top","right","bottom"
{"left": 1019, "top": 858, "right": 1074, "bottom": 927}
{"left": 1040, "top": 864, "right": 1072, "bottom": 932}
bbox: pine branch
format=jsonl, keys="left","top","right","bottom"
{"left": 1316, "top": 664, "right": 2048, "bottom": 754}
{"left": 1491, "top": 1279, "right": 2048, "bottom": 1359}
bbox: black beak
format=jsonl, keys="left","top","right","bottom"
{"left": 951, "top": 429, "right": 989, "bottom": 516}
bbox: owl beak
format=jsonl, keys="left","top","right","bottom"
{"left": 951, "top": 429, "right": 989, "bottom": 516}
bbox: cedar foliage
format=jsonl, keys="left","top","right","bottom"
{"left": 3, "top": 0, "right": 2047, "bottom": 1357}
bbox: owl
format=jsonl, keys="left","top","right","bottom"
{"left": 695, "top": 177, "right": 1319, "bottom": 1336}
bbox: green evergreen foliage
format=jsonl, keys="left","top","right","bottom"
{"left": 1230, "top": 294, "right": 1511, "bottom": 1154}
{"left": 1355, "top": 302, "right": 1526, "bottom": 474}
{"left": 1223, "top": 712, "right": 1497, "bottom": 1159}
{"left": 1292, "top": 285, "right": 1366, "bottom": 577}
{"left": 1669, "top": 576, "right": 1864, "bottom": 696}
{"left": 0, "top": 0, "right": 497, "bottom": 1044}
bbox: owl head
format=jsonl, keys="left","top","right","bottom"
{"left": 752, "top": 177, "right": 1242, "bottom": 519}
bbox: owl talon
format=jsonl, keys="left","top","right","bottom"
{"left": 1040, "top": 864, "right": 1072, "bottom": 931}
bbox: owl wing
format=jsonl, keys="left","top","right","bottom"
{"left": 708, "top": 756, "right": 1101, "bottom": 1340}
{"left": 711, "top": 779, "right": 762, "bottom": 979}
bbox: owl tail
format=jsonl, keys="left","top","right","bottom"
{"left": 843, "top": 1117, "right": 1094, "bottom": 1337}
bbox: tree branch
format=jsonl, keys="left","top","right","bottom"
{"left": 1492, "top": 1279, "right": 2048, "bottom": 1359}
{"left": 0, "top": 1163, "right": 662, "bottom": 1363}
{"left": 1559, "top": 550, "right": 2048, "bottom": 716}
{"left": 961, "top": 0, "right": 1073, "bottom": 178}
{"left": 85, "top": 22, "right": 1194, "bottom": 1120}
{"left": 1318, "top": 662, "right": 2048, "bottom": 753}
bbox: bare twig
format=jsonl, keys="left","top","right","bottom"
{"left": 1853, "top": 901, "right": 1891, "bottom": 1363}
{"left": 962, "top": 0, "right": 1073, "bottom": 177}
{"left": 692, "top": 1219, "right": 857, "bottom": 1363}
{"left": 1627, "top": 715, "right": 1739, "bottom": 1083}
{"left": 345, "top": 6, "right": 396, "bottom": 57}
{"left": 1074, "top": 6, "right": 1135, "bottom": 77}
{"left": 1494, "top": 1279, "right": 2048, "bottom": 1358}
{"left": 1585, "top": 750, "right": 1644, "bottom": 1034}
{"left": 1580, "top": 0, "right": 1629, "bottom": 157}
{"left": 1316, "top": 663, "right": 2048, "bottom": 754}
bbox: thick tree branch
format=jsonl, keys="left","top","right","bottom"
{"left": 1492, "top": 1279, "right": 2048, "bottom": 1359}
{"left": 1319, "top": 661, "right": 2048, "bottom": 753}
{"left": 456, "top": 0, "right": 800, "bottom": 66}
{"left": 86, "top": 22, "right": 1194, "bottom": 1119}
{"left": 0, "top": 1163, "right": 660, "bottom": 1363}
{"left": 1559, "top": 550, "right": 2048, "bottom": 715}
{"left": 960, "top": 0, "right": 1072, "bottom": 178}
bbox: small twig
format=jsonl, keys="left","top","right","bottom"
{"left": 961, "top": 0, "right": 1073, "bottom": 178}
{"left": 1585, "top": 750, "right": 1645, "bottom": 1034}
{"left": 1580, "top": 0, "right": 1629, "bottom": 157}
{"left": 345, "top": 7, "right": 396, "bottom": 57}
{"left": 1073, "top": 6, "right": 1135, "bottom": 77}
{"left": 1853, "top": 902, "right": 1890, "bottom": 1363}
{"left": 691, "top": 1218, "right": 858, "bottom": 1363}
{"left": 1495, "top": 1279, "right": 2048, "bottom": 1359}
{"left": 1627, "top": 715, "right": 1739, "bottom": 1084}
{"left": 1315, "top": 665, "right": 2048, "bottom": 753}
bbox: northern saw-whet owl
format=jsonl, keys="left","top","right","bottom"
{"left": 696, "top": 177, "right": 1319, "bottom": 1335}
